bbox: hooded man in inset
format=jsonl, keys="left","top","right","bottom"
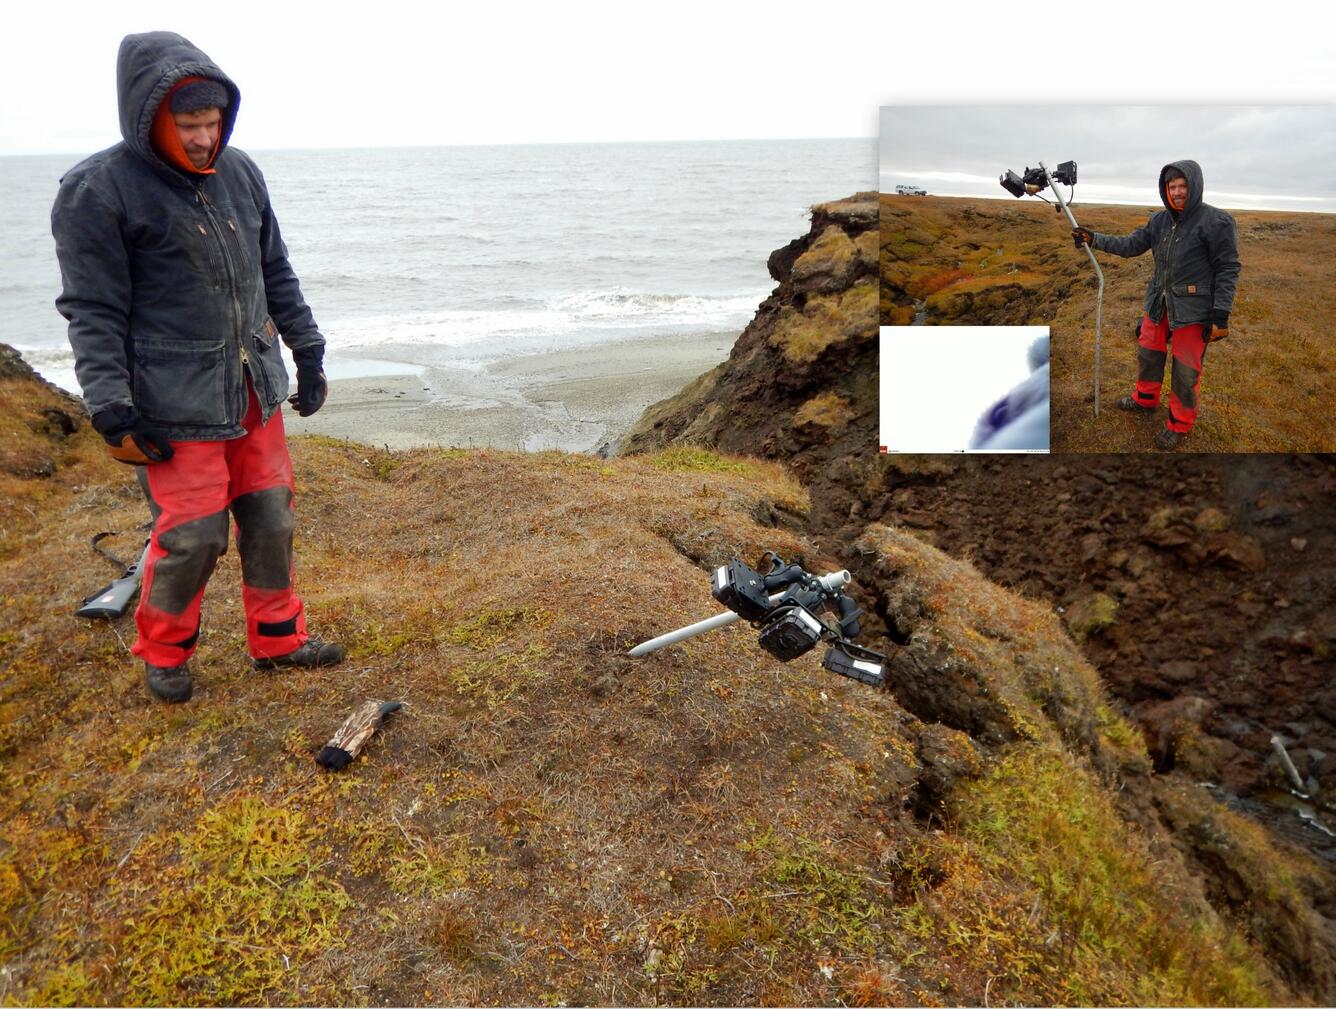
{"left": 1073, "top": 160, "right": 1240, "bottom": 449}
{"left": 52, "top": 31, "right": 345, "bottom": 702}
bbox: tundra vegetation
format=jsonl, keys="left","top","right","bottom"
{"left": 879, "top": 194, "right": 1336, "bottom": 453}
{"left": 1, "top": 347, "right": 1329, "bottom": 1006}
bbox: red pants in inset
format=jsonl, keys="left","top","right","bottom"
{"left": 132, "top": 382, "right": 307, "bottom": 667}
{"left": 1133, "top": 314, "right": 1209, "bottom": 434}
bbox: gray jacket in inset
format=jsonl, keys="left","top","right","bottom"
{"left": 51, "top": 31, "right": 322, "bottom": 440}
{"left": 1090, "top": 159, "right": 1241, "bottom": 329}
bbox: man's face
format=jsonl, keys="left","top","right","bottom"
{"left": 173, "top": 107, "right": 221, "bottom": 169}
{"left": 1166, "top": 175, "right": 1189, "bottom": 210}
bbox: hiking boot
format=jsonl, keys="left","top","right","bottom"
{"left": 1116, "top": 395, "right": 1155, "bottom": 413}
{"left": 1154, "top": 428, "right": 1186, "bottom": 451}
{"left": 144, "top": 661, "right": 193, "bottom": 703}
{"left": 253, "top": 637, "right": 346, "bottom": 670}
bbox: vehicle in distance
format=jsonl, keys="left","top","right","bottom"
{"left": 894, "top": 184, "right": 928, "bottom": 196}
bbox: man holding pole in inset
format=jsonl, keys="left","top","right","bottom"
{"left": 1072, "top": 160, "right": 1240, "bottom": 450}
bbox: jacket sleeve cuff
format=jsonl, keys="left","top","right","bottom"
{"left": 292, "top": 345, "right": 324, "bottom": 372}
{"left": 1210, "top": 310, "right": 1230, "bottom": 328}
{"left": 90, "top": 402, "right": 138, "bottom": 438}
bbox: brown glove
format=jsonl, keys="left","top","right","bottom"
{"left": 90, "top": 405, "right": 174, "bottom": 465}
{"left": 1203, "top": 311, "right": 1230, "bottom": 343}
{"left": 1072, "top": 227, "right": 1094, "bottom": 249}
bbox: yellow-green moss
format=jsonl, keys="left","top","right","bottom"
{"left": 767, "top": 283, "right": 876, "bottom": 364}
{"left": 792, "top": 391, "right": 855, "bottom": 431}
{"left": 943, "top": 746, "right": 1276, "bottom": 1005}
{"left": 646, "top": 447, "right": 752, "bottom": 474}
{"left": 449, "top": 643, "right": 552, "bottom": 710}
{"left": 119, "top": 797, "right": 350, "bottom": 1005}
{"left": 1064, "top": 593, "right": 1119, "bottom": 643}
{"left": 791, "top": 225, "right": 856, "bottom": 285}
{"left": 440, "top": 606, "right": 550, "bottom": 649}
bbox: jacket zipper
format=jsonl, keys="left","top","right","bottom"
{"left": 197, "top": 185, "right": 263, "bottom": 420}
{"left": 1163, "top": 219, "right": 1177, "bottom": 326}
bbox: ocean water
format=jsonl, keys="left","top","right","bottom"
{"left": 0, "top": 139, "right": 875, "bottom": 393}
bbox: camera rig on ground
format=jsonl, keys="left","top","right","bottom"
{"left": 628, "top": 552, "right": 887, "bottom": 687}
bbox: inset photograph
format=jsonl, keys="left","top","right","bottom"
{"left": 879, "top": 106, "right": 1336, "bottom": 453}
{"left": 880, "top": 326, "right": 1049, "bottom": 453}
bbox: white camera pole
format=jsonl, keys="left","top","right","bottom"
{"left": 627, "top": 570, "right": 851, "bottom": 657}
{"left": 1040, "top": 161, "right": 1103, "bottom": 417}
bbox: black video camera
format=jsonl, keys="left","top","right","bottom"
{"left": 1000, "top": 160, "right": 1077, "bottom": 198}
{"left": 711, "top": 553, "right": 886, "bottom": 687}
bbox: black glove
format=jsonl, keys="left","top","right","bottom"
{"left": 90, "top": 403, "right": 174, "bottom": 465}
{"left": 1202, "top": 310, "right": 1229, "bottom": 343}
{"left": 289, "top": 348, "right": 328, "bottom": 417}
{"left": 1072, "top": 227, "right": 1094, "bottom": 249}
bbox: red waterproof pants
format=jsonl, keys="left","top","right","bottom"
{"left": 1133, "top": 314, "right": 1209, "bottom": 434}
{"left": 133, "top": 381, "right": 307, "bottom": 667}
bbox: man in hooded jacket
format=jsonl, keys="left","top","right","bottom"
{"left": 1073, "top": 160, "right": 1241, "bottom": 449}
{"left": 51, "top": 31, "right": 344, "bottom": 702}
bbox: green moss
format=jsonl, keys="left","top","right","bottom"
{"left": 743, "top": 828, "right": 882, "bottom": 952}
{"left": 947, "top": 747, "right": 1276, "bottom": 1005}
{"left": 1064, "top": 593, "right": 1118, "bottom": 643}
{"left": 1094, "top": 701, "right": 1144, "bottom": 753}
{"left": 647, "top": 447, "right": 751, "bottom": 474}
{"left": 440, "top": 606, "right": 549, "bottom": 649}
{"left": 120, "top": 797, "right": 350, "bottom": 1005}
{"left": 449, "top": 643, "right": 551, "bottom": 709}
{"left": 348, "top": 816, "right": 490, "bottom": 898}
{"left": 21, "top": 963, "right": 97, "bottom": 1005}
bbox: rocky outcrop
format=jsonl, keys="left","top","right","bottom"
{"left": 621, "top": 201, "right": 1336, "bottom": 1003}
{"left": 619, "top": 193, "right": 878, "bottom": 504}
{"left": 0, "top": 343, "right": 87, "bottom": 480}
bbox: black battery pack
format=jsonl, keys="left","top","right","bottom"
{"left": 823, "top": 645, "right": 885, "bottom": 687}
{"left": 712, "top": 559, "right": 772, "bottom": 622}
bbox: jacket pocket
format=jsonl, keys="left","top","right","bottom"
{"left": 133, "top": 338, "right": 227, "bottom": 426}
{"left": 250, "top": 318, "right": 291, "bottom": 409}
{"left": 1170, "top": 282, "right": 1212, "bottom": 322}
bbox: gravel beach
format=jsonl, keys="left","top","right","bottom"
{"left": 283, "top": 331, "right": 733, "bottom": 453}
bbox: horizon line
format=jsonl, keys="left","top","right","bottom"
{"left": 879, "top": 191, "right": 1336, "bottom": 215}
{"left": 0, "top": 135, "right": 876, "bottom": 159}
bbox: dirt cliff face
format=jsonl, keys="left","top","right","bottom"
{"left": 0, "top": 344, "right": 88, "bottom": 483}
{"left": 622, "top": 193, "right": 1336, "bottom": 1001}
{"left": 619, "top": 193, "right": 879, "bottom": 481}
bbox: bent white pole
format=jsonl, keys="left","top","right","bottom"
{"left": 1041, "top": 161, "right": 1104, "bottom": 417}
{"left": 628, "top": 570, "right": 851, "bottom": 657}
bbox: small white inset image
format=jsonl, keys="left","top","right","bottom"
{"left": 879, "top": 326, "right": 1049, "bottom": 453}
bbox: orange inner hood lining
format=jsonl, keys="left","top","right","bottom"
{"left": 150, "top": 76, "right": 221, "bottom": 175}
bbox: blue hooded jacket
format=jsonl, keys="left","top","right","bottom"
{"left": 1089, "top": 159, "right": 1241, "bottom": 329}
{"left": 51, "top": 31, "right": 323, "bottom": 439}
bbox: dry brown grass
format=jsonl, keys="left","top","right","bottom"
{"left": 880, "top": 194, "right": 1336, "bottom": 452}
{"left": 0, "top": 395, "right": 1309, "bottom": 1004}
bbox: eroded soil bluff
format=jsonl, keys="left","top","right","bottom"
{"left": 619, "top": 192, "right": 878, "bottom": 479}
{"left": 622, "top": 193, "right": 1336, "bottom": 1002}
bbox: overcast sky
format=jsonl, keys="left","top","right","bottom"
{"left": 1, "top": 2, "right": 1333, "bottom": 156}
{"left": 880, "top": 106, "right": 1336, "bottom": 212}
{"left": 880, "top": 327, "right": 1045, "bottom": 453}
